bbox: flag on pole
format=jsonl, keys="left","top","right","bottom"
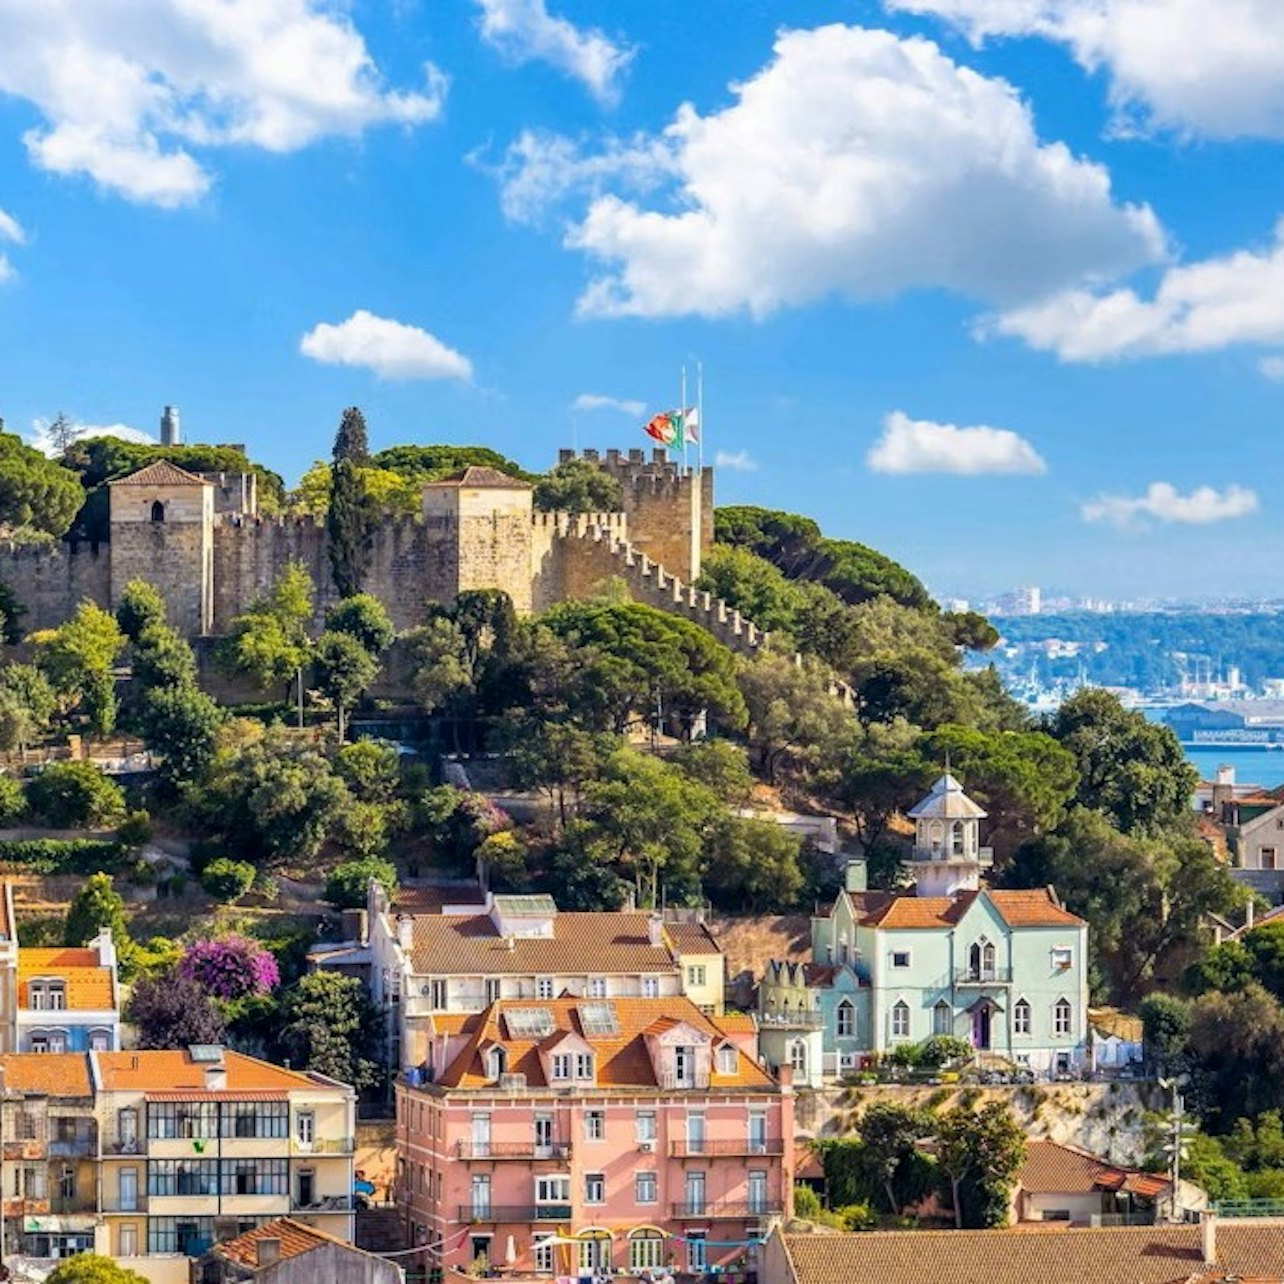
{"left": 643, "top": 408, "right": 698, "bottom": 448}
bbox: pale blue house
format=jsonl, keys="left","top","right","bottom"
{"left": 759, "top": 774, "right": 1089, "bottom": 1080}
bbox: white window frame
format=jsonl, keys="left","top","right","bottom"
{"left": 635, "top": 1110, "right": 656, "bottom": 1143}
{"left": 535, "top": 977, "right": 554, "bottom": 1000}
{"left": 642, "top": 976, "right": 660, "bottom": 998}
{"left": 687, "top": 964, "right": 707, "bottom": 987}
{"left": 584, "top": 1172, "right": 605, "bottom": 1204}
{"left": 551, "top": 1053, "right": 572, "bottom": 1081}
{"left": 535, "top": 1175, "right": 570, "bottom": 1204}
{"left": 1053, "top": 998, "right": 1072, "bottom": 1038}
{"left": 1014, "top": 999, "right": 1031, "bottom": 1036}
{"left": 635, "top": 1170, "right": 657, "bottom": 1204}
{"left": 717, "top": 1045, "right": 737, "bottom": 1074}
{"left": 891, "top": 1000, "right": 910, "bottom": 1039}
{"left": 575, "top": 1052, "right": 594, "bottom": 1080}
{"left": 1051, "top": 945, "right": 1074, "bottom": 971}
{"left": 836, "top": 1000, "right": 856, "bottom": 1038}
{"left": 891, "top": 950, "right": 911, "bottom": 969}
{"left": 583, "top": 1111, "right": 605, "bottom": 1142}
{"left": 588, "top": 977, "right": 607, "bottom": 998}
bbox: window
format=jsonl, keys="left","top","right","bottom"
{"left": 148, "top": 1160, "right": 219, "bottom": 1197}
{"left": 223, "top": 1159, "right": 288, "bottom": 1196}
{"left": 534, "top": 1237, "right": 555, "bottom": 1275}
{"left": 686, "top": 1113, "right": 706, "bottom": 1154}
{"left": 717, "top": 1045, "right": 737, "bottom": 1074}
{"left": 487, "top": 1047, "right": 505, "bottom": 1081}
{"left": 117, "top": 1108, "right": 138, "bottom": 1152}
{"left": 748, "top": 1170, "right": 768, "bottom": 1215}
{"left": 89, "top": 1028, "right": 111, "bottom": 1051}
{"left": 470, "top": 1175, "right": 490, "bottom": 1217}
{"left": 119, "top": 1166, "right": 139, "bottom": 1213}
{"left": 118, "top": 1225, "right": 137, "bottom": 1257}
{"left": 1052, "top": 946, "right": 1073, "bottom": 971}
{"left": 150, "top": 501, "right": 165, "bottom": 523}
{"left": 685, "top": 1170, "right": 706, "bottom": 1214}
{"left": 551, "top": 1054, "right": 572, "bottom": 1081}
{"left": 429, "top": 979, "right": 447, "bottom": 1008}
{"left": 588, "top": 976, "right": 607, "bottom": 998}
{"left": 642, "top": 976, "right": 660, "bottom": 998}
{"left": 891, "top": 951, "right": 911, "bottom": 969}
{"left": 585, "top": 1172, "right": 605, "bottom": 1204}
{"left": 29, "top": 981, "right": 66, "bottom": 1011}
{"left": 789, "top": 1040, "right": 808, "bottom": 1075}
{"left": 630, "top": 1231, "right": 664, "bottom": 1271}
{"left": 933, "top": 1000, "right": 952, "bottom": 1036}
{"left": 1014, "top": 999, "right": 1031, "bottom": 1036}
{"left": 836, "top": 1000, "right": 856, "bottom": 1038}
{"left": 749, "top": 1113, "right": 768, "bottom": 1154}
{"left": 534, "top": 1114, "right": 553, "bottom": 1153}
{"left": 891, "top": 1000, "right": 910, "bottom": 1039}
{"left": 687, "top": 964, "right": 707, "bottom": 987}
{"left": 674, "top": 1045, "right": 696, "bottom": 1086}
{"left": 575, "top": 1052, "right": 595, "bottom": 1080}
{"left": 636, "top": 1170, "right": 657, "bottom": 1203}
{"left": 147, "top": 1217, "right": 215, "bottom": 1256}
{"left": 584, "top": 1110, "right": 605, "bottom": 1141}
{"left": 635, "top": 1110, "right": 656, "bottom": 1143}
{"left": 1054, "top": 998, "right": 1072, "bottom": 1037}
{"left": 688, "top": 1234, "right": 708, "bottom": 1272}
{"left": 485, "top": 978, "right": 502, "bottom": 1004}
{"left": 535, "top": 1175, "right": 570, "bottom": 1204}
{"left": 222, "top": 1102, "right": 288, "bottom": 1139}
{"left": 59, "top": 1164, "right": 75, "bottom": 1200}
{"left": 1265, "top": 848, "right": 1279, "bottom": 871}
{"left": 536, "top": 977, "right": 554, "bottom": 1000}
{"left": 147, "top": 1103, "right": 217, "bottom": 1139}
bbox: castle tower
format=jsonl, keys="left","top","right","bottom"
{"left": 108, "top": 460, "right": 214, "bottom": 635}
{"left": 905, "top": 772, "right": 993, "bottom": 898}
{"left": 422, "top": 466, "right": 536, "bottom": 614}
{"left": 159, "top": 405, "right": 181, "bottom": 446}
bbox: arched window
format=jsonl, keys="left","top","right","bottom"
{"left": 933, "top": 1000, "right": 952, "bottom": 1036}
{"left": 951, "top": 822, "right": 965, "bottom": 856}
{"left": 789, "top": 1040, "right": 808, "bottom": 1074}
{"left": 968, "top": 942, "right": 981, "bottom": 978}
{"left": 1014, "top": 999, "right": 1031, "bottom": 1036}
{"left": 982, "top": 941, "right": 996, "bottom": 977}
{"left": 929, "top": 821, "right": 944, "bottom": 854}
{"left": 891, "top": 1000, "right": 910, "bottom": 1039}
{"left": 629, "top": 1231, "right": 664, "bottom": 1271}
{"left": 836, "top": 1000, "right": 855, "bottom": 1038}
{"left": 150, "top": 500, "right": 165, "bottom": 523}
{"left": 1053, "top": 998, "right": 1072, "bottom": 1037}
{"left": 486, "top": 1047, "right": 505, "bottom": 1081}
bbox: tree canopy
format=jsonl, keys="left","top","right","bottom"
{"left": 0, "top": 428, "right": 85, "bottom": 539}
{"left": 533, "top": 458, "right": 624, "bottom": 512}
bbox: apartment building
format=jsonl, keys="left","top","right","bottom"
{"left": 396, "top": 995, "right": 793, "bottom": 1279}
{"left": 367, "top": 886, "right": 725, "bottom": 1071}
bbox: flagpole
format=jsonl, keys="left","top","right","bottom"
{"left": 681, "top": 363, "right": 688, "bottom": 474}
{"left": 697, "top": 359, "right": 704, "bottom": 473}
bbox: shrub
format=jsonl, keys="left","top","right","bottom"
{"left": 26, "top": 761, "right": 126, "bottom": 828}
{"left": 116, "top": 809, "right": 152, "bottom": 847}
{"left": 200, "top": 858, "right": 256, "bottom": 902}
{"left": 0, "top": 773, "right": 25, "bottom": 825}
{"left": 0, "top": 839, "right": 127, "bottom": 874}
{"left": 916, "top": 1035, "right": 973, "bottom": 1069}
{"left": 326, "top": 856, "right": 397, "bottom": 910}
{"left": 178, "top": 935, "right": 280, "bottom": 999}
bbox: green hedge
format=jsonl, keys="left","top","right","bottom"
{"left": 0, "top": 839, "right": 129, "bottom": 875}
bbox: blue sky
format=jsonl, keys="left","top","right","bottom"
{"left": 1, "top": 0, "right": 1283, "bottom": 601}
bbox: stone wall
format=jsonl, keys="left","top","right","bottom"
{"left": 0, "top": 542, "right": 111, "bottom": 632}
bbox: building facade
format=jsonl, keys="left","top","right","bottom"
{"left": 395, "top": 996, "right": 793, "bottom": 1280}
{"left": 759, "top": 775, "right": 1090, "bottom": 1078}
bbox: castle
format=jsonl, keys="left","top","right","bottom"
{"left": 2, "top": 446, "right": 774, "bottom": 655}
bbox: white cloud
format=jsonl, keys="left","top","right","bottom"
{"left": 26, "top": 418, "right": 154, "bottom": 456}
{"left": 990, "top": 219, "right": 1284, "bottom": 362}
{"left": 300, "top": 310, "right": 473, "bottom": 381}
{"left": 0, "top": 209, "right": 24, "bottom": 245}
{"left": 0, "top": 0, "right": 446, "bottom": 206}
{"left": 715, "top": 450, "right": 758, "bottom": 472}
{"left": 867, "top": 410, "right": 1047, "bottom": 475}
{"left": 572, "top": 393, "right": 645, "bottom": 417}
{"left": 1082, "top": 481, "right": 1259, "bottom": 529}
{"left": 885, "top": 0, "right": 1284, "bottom": 139}
{"left": 1260, "top": 355, "right": 1284, "bottom": 381}
{"left": 556, "top": 25, "right": 1162, "bottom": 319}
{"left": 474, "top": 0, "right": 633, "bottom": 104}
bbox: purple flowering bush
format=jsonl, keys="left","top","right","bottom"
{"left": 178, "top": 935, "right": 280, "bottom": 1000}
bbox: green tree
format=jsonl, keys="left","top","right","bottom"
{"left": 936, "top": 1101, "right": 1026, "bottom": 1228}
{"left": 703, "top": 815, "right": 804, "bottom": 911}
{"left": 494, "top": 716, "right": 608, "bottom": 828}
{"left": 325, "top": 593, "right": 395, "bottom": 655}
{"left": 0, "top": 773, "right": 26, "bottom": 823}
{"left": 33, "top": 601, "right": 125, "bottom": 735}
{"left": 130, "top": 621, "right": 197, "bottom": 689}
{"left": 1050, "top": 688, "right": 1198, "bottom": 834}
{"left": 533, "top": 458, "right": 624, "bottom": 512}
{"left": 224, "top": 563, "right": 314, "bottom": 698}
{"left": 280, "top": 971, "right": 382, "bottom": 1090}
{"left": 0, "top": 428, "right": 84, "bottom": 538}
{"left": 695, "top": 545, "right": 811, "bottom": 634}
{"left": 64, "top": 871, "right": 130, "bottom": 952}
{"left": 670, "top": 738, "right": 754, "bottom": 804}
{"left": 290, "top": 460, "right": 420, "bottom": 516}
{"left": 312, "top": 630, "right": 378, "bottom": 739}
{"left": 138, "top": 684, "right": 225, "bottom": 787}
{"left": 114, "top": 579, "right": 166, "bottom": 642}
{"left": 326, "top": 856, "right": 398, "bottom": 909}
{"left": 1184, "top": 939, "right": 1255, "bottom": 996}
{"left": 45, "top": 1254, "right": 148, "bottom": 1284}
{"left": 129, "top": 969, "right": 226, "bottom": 1049}
{"left": 200, "top": 857, "right": 256, "bottom": 902}
{"left": 0, "top": 577, "right": 26, "bottom": 643}
{"left": 1242, "top": 920, "right": 1284, "bottom": 999}
{"left": 371, "top": 443, "right": 532, "bottom": 484}
{"left": 1139, "top": 992, "right": 1192, "bottom": 1072}
{"left": 855, "top": 1102, "right": 937, "bottom": 1214}
{"left": 1188, "top": 983, "right": 1284, "bottom": 1124}
{"left": 334, "top": 739, "right": 400, "bottom": 802}
{"left": 836, "top": 722, "right": 935, "bottom": 853}
{"left": 327, "top": 406, "right": 374, "bottom": 599}
{"left": 27, "top": 761, "right": 126, "bottom": 828}
{"left": 332, "top": 799, "right": 391, "bottom": 860}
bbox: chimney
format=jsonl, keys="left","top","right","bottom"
{"left": 844, "top": 861, "right": 867, "bottom": 895}
{"left": 648, "top": 914, "right": 664, "bottom": 947}
{"left": 257, "top": 1237, "right": 282, "bottom": 1267}
{"left": 203, "top": 1064, "right": 228, "bottom": 1093}
{"left": 396, "top": 915, "right": 414, "bottom": 950}
{"left": 92, "top": 926, "right": 117, "bottom": 971}
{"left": 160, "top": 405, "right": 181, "bottom": 446}
{"left": 1247, "top": 899, "right": 1256, "bottom": 930}
{"left": 1201, "top": 1212, "right": 1217, "bottom": 1267}
{"left": 341, "top": 908, "right": 369, "bottom": 946}
{"left": 1212, "top": 765, "right": 1236, "bottom": 820}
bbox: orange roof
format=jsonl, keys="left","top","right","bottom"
{"left": 407, "top": 910, "right": 679, "bottom": 976}
{"left": 108, "top": 459, "right": 209, "bottom": 487}
{"left": 664, "top": 920, "right": 723, "bottom": 955}
{"left": 716, "top": 1011, "right": 758, "bottom": 1034}
{"left": 423, "top": 466, "right": 530, "bottom": 489}
{"left": 19, "top": 948, "right": 114, "bottom": 1010}
{"left": 863, "top": 889, "right": 1083, "bottom": 931}
{"left": 211, "top": 1217, "right": 367, "bottom": 1270}
{"left": 95, "top": 1049, "right": 322, "bottom": 1094}
{"left": 392, "top": 884, "right": 485, "bottom": 913}
{"left": 1019, "top": 1140, "right": 1170, "bottom": 1199}
{"left": 0, "top": 1053, "right": 91, "bottom": 1098}
{"left": 434, "top": 997, "right": 777, "bottom": 1092}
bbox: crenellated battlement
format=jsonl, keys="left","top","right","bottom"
{"left": 531, "top": 510, "right": 628, "bottom": 534}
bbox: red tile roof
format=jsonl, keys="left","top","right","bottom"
{"left": 211, "top": 1217, "right": 365, "bottom": 1270}
{"left": 423, "top": 466, "right": 530, "bottom": 489}
{"left": 108, "top": 459, "right": 208, "bottom": 487}
{"left": 19, "top": 948, "right": 114, "bottom": 1010}
{"left": 863, "top": 889, "right": 1083, "bottom": 930}
{"left": 95, "top": 1049, "right": 322, "bottom": 1094}
{"left": 0, "top": 1053, "right": 91, "bottom": 1097}
{"left": 1019, "top": 1140, "right": 1170, "bottom": 1199}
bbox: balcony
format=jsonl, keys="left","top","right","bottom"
{"left": 670, "top": 1138, "right": 785, "bottom": 1158}
{"left": 291, "top": 1136, "right": 355, "bottom": 1155}
{"left": 670, "top": 1201, "right": 782, "bottom": 1219}
{"left": 954, "top": 967, "right": 1014, "bottom": 986}
{"left": 49, "top": 1137, "right": 96, "bottom": 1158}
{"left": 656, "top": 1070, "right": 711, "bottom": 1091}
{"left": 102, "top": 1140, "right": 145, "bottom": 1156}
{"left": 456, "top": 1205, "right": 573, "bottom": 1223}
{"left": 456, "top": 1141, "right": 571, "bottom": 1161}
{"left": 48, "top": 1195, "right": 98, "bottom": 1215}
{"left": 912, "top": 846, "right": 994, "bottom": 866}
{"left": 758, "top": 1010, "right": 825, "bottom": 1032}
{"left": 101, "top": 1200, "right": 146, "bottom": 1214}
{"left": 291, "top": 1194, "right": 353, "bottom": 1213}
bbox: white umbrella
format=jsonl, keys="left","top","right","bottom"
{"left": 506, "top": 1234, "right": 517, "bottom": 1265}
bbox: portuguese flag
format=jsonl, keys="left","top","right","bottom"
{"left": 643, "top": 407, "right": 699, "bottom": 447}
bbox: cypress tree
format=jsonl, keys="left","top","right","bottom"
{"left": 327, "top": 406, "right": 373, "bottom": 598}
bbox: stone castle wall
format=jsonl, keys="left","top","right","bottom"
{"left": 0, "top": 542, "right": 111, "bottom": 633}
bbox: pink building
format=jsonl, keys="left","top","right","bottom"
{"left": 396, "top": 996, "right": 794, "bottom": 1279}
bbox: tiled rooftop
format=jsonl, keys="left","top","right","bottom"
{"left": 108, "top": 459, "right": 208, "bottom": 487}
{"left": 18, "top": 948, "right": 114, "bottom": 1010}
{"left": 0, "top": 1053, "right": 92, "bottom": 1097}
{"left": 1019, "top": 1140, "right": 1169, "bottom": 1199}
{"left": 423, "top": 466, "right": 530, "bottom": 489}
{"left": 95, "top": 1049, "right": 323, "bottom": 1094}
{"left": 863, "top": 889, "right": 1083, "bottom": 930}
{"left": 212, "top": 1217, "right": 356, "bottom": 1269}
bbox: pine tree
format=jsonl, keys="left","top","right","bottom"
{"left": 327, "top": 406, "right": 373, "bottom": 598}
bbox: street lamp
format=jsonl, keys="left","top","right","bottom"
{"left": 1159, "top": 1074, "right": 1195, "bottom": 1223}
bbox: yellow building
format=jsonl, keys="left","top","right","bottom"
{"left": 92, "top": 1047, "right": 356, "bottom": 1283}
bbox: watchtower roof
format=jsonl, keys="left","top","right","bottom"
{"left": 108, "top": 459, "right": 210, "bottom": 488}
{"left": 907, "top": 772, "right": 987, "bottom": 821}
{"left": 423, "top": 466, "right": 531, "bottom": 490}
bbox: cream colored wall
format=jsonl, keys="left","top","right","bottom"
{"left": 678, "top": 950, "right": 725, "bottom": 1013}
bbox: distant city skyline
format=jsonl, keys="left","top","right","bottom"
{"left": 2, "top": 2, "right": 1283, "bottom": 597}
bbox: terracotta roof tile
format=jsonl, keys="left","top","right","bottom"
{"left": 0, "top": 1053, "right": 91, "bottom": 1098}
{"left": 95, "top": 1049, "right": 320, "bottom": 1094}
{"left": 407, "top": 911, "right": 678, "bottom": 976}
{"left": 436, "top": 997, "right": 777, "bottom": 1091}
{"left": 212, "top": 1217, "right": 360, "bottom": 1270}
{"left": 779, "top": 1223, "right": 1284, "bottom": 1284}
{"left": 19, "top": 948, "right": 114, "bottom": 1010}
{"left": 862, "top": 889, "right": 1083, "bottom": 930}
{"left": 664, "top": 920, "right": 723, "bottom": 955}
{"left": 423, "top": 466, "right": 531, "bottom": 489}
{"left": 108, "top": 459, "right": 209, "bottom": 487}
{"left": 392, "top": 884, "right": 485, "bottom": 913}
{"left": 1019, "top": 1141, "right": 1170, "bottom": 1198}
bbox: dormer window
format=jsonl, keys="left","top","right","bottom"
{"left": 551, "top": 1054, "right": 572, "bottom": 1081}
{"left": 717, "top": 1045, "right": 736, "bottom": 1075}
{"left": 30, "top": 981, "right": 66, "bottom": 1012}
{"left": 575, "top": 1053, "right": 595, "bottom": 1080}
{"left": 487, "top": 1047, "right": 506, "bottom": 1081}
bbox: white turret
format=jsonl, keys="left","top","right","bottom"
{"left": 905, "top": 772, "right": 992, "bottom": 897}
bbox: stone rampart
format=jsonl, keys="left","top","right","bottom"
{"left": 0, "top": 542, "right": 111, "bottom": 632}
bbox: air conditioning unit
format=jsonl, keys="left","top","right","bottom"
{"left": 498, "top": 1073, "right": 527, "bottom": 1091}
{"left": 638, "top": 1140, "right": 655, "bottom": 1153}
